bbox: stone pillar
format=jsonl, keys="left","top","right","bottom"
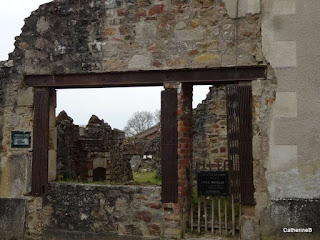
{"left": 240, "top": 205, "right": 256, "bottom": 240}
{"left": 48, "top": 90, "right": 57, "bottom": 182}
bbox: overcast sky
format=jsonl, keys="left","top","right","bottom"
{"left": 0, "top": 1, "right": 211, "bottom": 130}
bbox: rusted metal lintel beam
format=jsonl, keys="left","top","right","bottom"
{"left": 25, "top": 66, "right": 266, "bottom": 88}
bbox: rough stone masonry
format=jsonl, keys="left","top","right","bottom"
{"left": 0, "top": 0, "right": 320, "bottom": 239}
{"left": 56, "top": 111, "right": 132, "bottom": 182}
{"left": 25, "top": 183, "right": 162, "bottom": 240}
{"left": 193, "top": 85, "right": 228, "bottom": 171}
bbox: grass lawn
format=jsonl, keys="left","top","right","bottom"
{"left": 133, "top": 171, "right": 161, "bottom": 185}
{"left": 56, "top": 171, "right": 162, "bottom": 186}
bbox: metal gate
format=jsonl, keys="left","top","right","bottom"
{"left": 189, "top": 84, "right": 254, "bottom": 236}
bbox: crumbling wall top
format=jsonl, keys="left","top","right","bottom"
{"left": 5, "top": 0, "right": 264, "bottom": 76}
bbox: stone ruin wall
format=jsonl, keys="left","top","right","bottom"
{"left": 0, "top": 62, "right": 10, "bottom": 151}
{"left": 56, "top": 111, "right": 132, "bottom": 183}
{"left": 25, "top": 183, "right": 162, "bottom": 240}
{"left": 56, "top": 111, "right": 79, "bottom": 180}
{"left": 124, "top": 134, "right": 161, "bottom": 173}
{"left": 19, "top": 0, "right": 263, "bottom": 76}
{"left": 193, "top": 85, "right": 228, "bottom": 172}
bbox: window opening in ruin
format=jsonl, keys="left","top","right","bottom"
{"left": 54, "top": 87, "right": 163, "bottom": 186}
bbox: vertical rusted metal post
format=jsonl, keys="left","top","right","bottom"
{"left": 161, "top": 88, "right": 178, "bottom": 203}
{"left": 31, "top": 88, "right": 50, "bottom": 195}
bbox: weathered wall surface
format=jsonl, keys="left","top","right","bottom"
{"left": 260, "top": 199, "right": 320, "bottom": 240}
{"left": 262, "top": 0, "right": 320, "bottom": 200}
{"left": 259, "top": 0, "right": 320, "bottom": 239}
{"left": 0, "top": 198, "right": 26, "bottom": 240}
{"left": 250, "top": 75, "right": 277, "bottom": 239}
{"left": 18, "top": 0, "right": 262, "bottom": 75}
{"left": 0, "top": 58, "right": 34, "bottom": 198}
{"left": 25, "top": 183, "right": 162, "bottom": 240}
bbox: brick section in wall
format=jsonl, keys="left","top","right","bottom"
{"left": 177, "top": 83, "right": 193, "bottom": 208}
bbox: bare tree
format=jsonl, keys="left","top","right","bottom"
{"left": 124, "top": 111, "right": 157, "bottom": 137}
{"left": 154, "top": 109, "right": 161, "bottom": 124}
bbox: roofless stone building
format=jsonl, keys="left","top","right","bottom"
{"left": 56, "top": 111, "right": 132, "bottom": 182}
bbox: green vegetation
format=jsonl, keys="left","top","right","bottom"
{"left": 57, "top": 174, "right": 124, "bottom": 185}
{"left": 192, "top": 185, "right": 199, "bottom": 206}
{"left": 133, "top": 171, "right": 161, "bottom": 185}
{"left": 56, "top": 179, "right": 120, "bottom": 185}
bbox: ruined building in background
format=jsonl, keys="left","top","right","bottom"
{"left": 124, "top": 124, "right": 161, "bottom": 173}
{"left": 56, "top": 111, "right": 132, "bottom": 182}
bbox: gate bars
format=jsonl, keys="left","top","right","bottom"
{"left": 227, "top": 84, "right": 254, "bottom": 205}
